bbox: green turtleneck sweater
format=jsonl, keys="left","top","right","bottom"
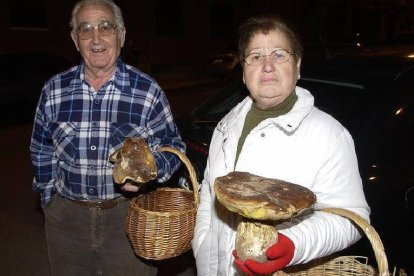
{"left": 235, "top": 91, "right": 298, "bottom": 164}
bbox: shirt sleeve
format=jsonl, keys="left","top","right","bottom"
{"left": 147, "top": 86, "right": 186, "bottom": 182}
{"left": 30, "top": 87, "right": 57, "bottom": 207}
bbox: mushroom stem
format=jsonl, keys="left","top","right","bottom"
{"left": 235, "top": 218, "right": 278, "bottom": 262}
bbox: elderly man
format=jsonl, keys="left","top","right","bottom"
{"left": 30, "top": 0, "right": 185, "bottom": 275}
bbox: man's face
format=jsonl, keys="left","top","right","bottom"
{"left": 71, "top": 4, "right": 125, "bottom": 73}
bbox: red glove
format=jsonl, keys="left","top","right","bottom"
{"left": 233, "top": 233, "right": 295, "bottom": 276}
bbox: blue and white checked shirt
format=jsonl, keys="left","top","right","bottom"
{"left": 30, "top": 59, "right": 185, "bottom": 207}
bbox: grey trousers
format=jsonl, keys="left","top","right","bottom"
{"left": 43, "top": 195, "right": 158, "bottom": 276}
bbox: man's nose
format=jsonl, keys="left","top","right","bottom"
{"left": 92, "top": 27, "right": 102, "bottom": 43}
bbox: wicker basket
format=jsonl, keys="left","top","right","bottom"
{"left": 274, "top": 208, "right": 395, "bottom": 276}
{"left": 125, "top": 146, "right": 199, "bottom": 260}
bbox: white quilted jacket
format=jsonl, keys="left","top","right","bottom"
{"left": 192, "top": 86, "right": 370, "bottom": 276}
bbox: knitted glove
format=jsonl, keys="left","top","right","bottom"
{"left": 233, "top": 233, "right": 295, "bottom": 276}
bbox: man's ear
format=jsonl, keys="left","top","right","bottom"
{"left": 120, "top": 28, "right": 126, "bottom": 48}
{"left": 71, "top": 32, "right": 80, "bottom": 52}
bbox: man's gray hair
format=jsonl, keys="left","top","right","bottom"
{"left": 70, "top": 0, "right": 125, "bottom": 33}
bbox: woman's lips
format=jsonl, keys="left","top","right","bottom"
{"left": 260, "top": 78, "right": 278, "bottom": 84}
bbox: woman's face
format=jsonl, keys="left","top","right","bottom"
{"left": 71, "top": 4, "right": 125, "bottom": 75}
{"left": 243, "top": 30, "right": 301, "bottom": 110}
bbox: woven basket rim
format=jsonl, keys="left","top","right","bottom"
{"left": 158, "top": 146, "right": 200, "bottom": 205}
{"left": 274, "top": 208, "right": 391, "bottom": 276}
{"left": 321, "top": 208, "right": 389, "bottom": 275}
{"left": 129, "top": 197, "right": 197, "bottom": 217}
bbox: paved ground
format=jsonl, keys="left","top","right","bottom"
{"left": 0, "top": 124, "right": 50, "bottom": 276}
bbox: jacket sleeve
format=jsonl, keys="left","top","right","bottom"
{"left": 278, "top": 127, "right": 370, "bottom": 265}
{"left": 192, "top": 157, "right": 212, "bottom": 262}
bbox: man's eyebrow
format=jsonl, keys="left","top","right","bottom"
{"left": 77, "top": 21, "right": 91, "bottom": 27}
{"left": 77, "top": 19, "right": 113, "bottom": 26}
{"left": 99, "top": 19, "right": 114, "bottom": 24}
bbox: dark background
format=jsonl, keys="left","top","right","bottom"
{"left": 1, "top": 0, "right": 414, "bottom": 74}
{"left": 1, "top": 1, "right": 414, "bottom": 275}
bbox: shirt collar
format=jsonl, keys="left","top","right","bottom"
{"left": 70, "top": 58, "right": 132, "bottom": 94}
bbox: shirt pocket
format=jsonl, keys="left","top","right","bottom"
{"left": 109, "top": 122, "right": 148, "bottom": 154}
{"left": 50, "top": 122, "right": 78, "bottom": 164}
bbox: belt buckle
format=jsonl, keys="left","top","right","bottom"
{"left": 96, "top": 197, "right": 127, "bottom": 209}
{"left": 96, "top": 199, "right": 114, "bottom": 209}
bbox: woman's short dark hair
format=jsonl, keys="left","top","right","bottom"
{"left": 238, "top": 15, "right": 303, "bottom": 64}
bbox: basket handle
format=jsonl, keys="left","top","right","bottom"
{"left": 322, "top": 207, "right": 389, "bottom": 276}
{"left": 158, "top": 146, "right": 200, "bottom": 205}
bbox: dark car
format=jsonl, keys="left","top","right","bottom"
{"left": 176, "top": 46, "right": 414, "bottom": 274}
{"left": 391, "top": 31, "right": 414, "bottom": 45}
{"left": 204, "top": 51, "right": 240, "bottom": 78}
{"left": 0, "top": 51, "right": 73, "bottom": 126}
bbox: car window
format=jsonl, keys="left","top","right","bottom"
{"left": 193, "top": 75, "right": 389, "bottom": 138}
{"left": 194, "top": 79, "right": 249, "bottom": 121}
{"left": 298, "top": 78, "right": 374, "bottom": 135}
{"left": 360, "top": 82, "right": 414, "bottom": 164}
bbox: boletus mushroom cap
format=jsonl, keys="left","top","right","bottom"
{"left": 214, "top": 171, "right": 316, "bottom": 221}
{"left": 109, "top": 137, "right": 157, "bottom": 185}
{"left": 215, "top": 171, "right": 316, "bottom": 263}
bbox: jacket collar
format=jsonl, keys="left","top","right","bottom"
{"left": 217, "top": 86, "right": 314, "bottom": 134}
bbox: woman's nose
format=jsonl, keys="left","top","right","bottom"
{"left": 262, "top": 56, "right": 276, "bottom": 72}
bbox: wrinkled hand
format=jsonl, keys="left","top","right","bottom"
{"left": 121, "top": 182, "right": 140, "bottom": 192}
{"left": 233, "top": 233, "right": 295, "bottom": 276}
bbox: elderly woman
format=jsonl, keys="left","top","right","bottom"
{"left": 192, "top": 15, "right": 370, "bottom": 276}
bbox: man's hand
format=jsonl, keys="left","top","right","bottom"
{"left": 233, "top": 233, "right": 295, "bottom": 275}
{"left": 121, "top": 182, "right": 140, "bottom": 192}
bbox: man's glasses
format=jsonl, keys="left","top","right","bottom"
{"left": 76, "top": 22, "right": 117, "bottom": 40}
{"left": 244, "top": 49, "right": 294, "bottom": 66}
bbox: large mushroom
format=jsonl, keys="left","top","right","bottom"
{"left": 109, "top": 137, "right": 157, "bottom": 185}
{"left": 214, "top": 171, "right": 316, "bottom": 262}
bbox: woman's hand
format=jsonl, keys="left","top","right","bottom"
{"left": 233, "top": 233, "right": 295, "bottom": 275}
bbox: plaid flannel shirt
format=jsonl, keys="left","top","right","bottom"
{"left": 30, "top": 59, "right": 185, "bottom": 207}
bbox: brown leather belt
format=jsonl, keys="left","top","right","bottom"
{"left": 70, "top": 197, "right": 130, "bottom": 209}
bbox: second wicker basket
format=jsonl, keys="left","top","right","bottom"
{"left": 125, "top": 147, "right": 200, "bottom": 260}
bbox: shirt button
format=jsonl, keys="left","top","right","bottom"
{"left": 88, "top": 188, "right": 95, "bottom": 194}
{"left": 91, "top": 145, "right": 96, "bottom": 151}
{"left": 89, "top": 166, "right": 95, "bottom": 170}
{"left": 94, "top": 99, "right": 100, "bottom": 104}
{"left": 92, "top": 122, "right": 98, "bottom": 127}
{"left": 261, "top": 133, "right": 265, "bottom": 137}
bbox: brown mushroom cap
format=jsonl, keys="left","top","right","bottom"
{"left": 214, "top": 171, "right": 316, "bottom": 220}
{"left": 109, "top": 137, "right": 157, "bottom": 184}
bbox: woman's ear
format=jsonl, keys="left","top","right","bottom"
{"left": 296, "top": 58, "right": 302, "bottom": 79}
